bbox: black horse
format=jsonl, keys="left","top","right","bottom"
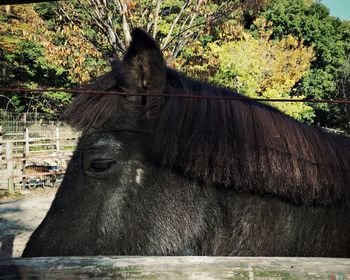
{"left": 23, "top": 29, "right": 350, "bottom": 257}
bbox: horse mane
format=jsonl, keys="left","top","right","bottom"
{"left": 66, "top": 25, "right": 350, "bottom": 205}
{"left": 151, "top": 69, "right": 350, "bottom": 206}
{"left": 65, "top": 66, "right": 350, "bottom": 206}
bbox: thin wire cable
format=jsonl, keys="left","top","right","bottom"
{"left": 0, "top": 87, "right": 350, "bottom": 104}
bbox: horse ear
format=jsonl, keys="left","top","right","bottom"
{"left": 122, "top": 28, "right": 166, "bottom": 92}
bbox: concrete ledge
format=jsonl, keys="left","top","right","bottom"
{"left": 1, "top": 256, "right": 350, "bottom": 279}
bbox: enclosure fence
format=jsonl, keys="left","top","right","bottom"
{"left": 0, "top": 113, "right": 79, "bottom": 192}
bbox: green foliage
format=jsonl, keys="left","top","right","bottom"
{"left": 1, "top": 41, "right": 68, "bottom": 86}
{"left": 0, "top": 4, "right": 109, "bottom": 114}
{"left": 332, "top": 55, "right": 350, "bottom": 133}
{"left": 0, "top": 40, "right": 71, "bottom": 113}
{"left": 256, "top": 0, "right": 350, "bottom": 130}
{"left": 207, "top": 28, "right": 315, "bottom": 122}
{"left": 178, "top": 18, "right": 317, "bottom": 122}
{"left": 176, "top": 2, "right": 336, "bottom": 122}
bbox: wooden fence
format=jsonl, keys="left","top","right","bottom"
{"left": 1, "top": 256, "right": 350, "bottom": 279}
{"left": 0, "top": 114, "right": 79, "bottom": 192}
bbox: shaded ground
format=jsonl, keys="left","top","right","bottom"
{"left": 0, "top": 188, "right": 56, "bottom": 259}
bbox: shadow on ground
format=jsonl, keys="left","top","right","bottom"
{"left": 0, "top": 202, "right": 30, "bottom": 259}
{"left": 0, "top": 192, "right": 55, "bottom": 259}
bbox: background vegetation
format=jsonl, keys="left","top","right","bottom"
{"left": 0, "top": 0, "right": 349, "bottom": 132}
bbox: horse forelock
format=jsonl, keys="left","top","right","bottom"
{"left": 63, "top": 63, "right": 147, "bottom": 131}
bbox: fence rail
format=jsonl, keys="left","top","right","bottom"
{"left": 1, "top": 256, "right": 349, "bottom": 279}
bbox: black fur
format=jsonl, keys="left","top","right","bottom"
{"left": 23, "top": 28, "right": 350, "bottom": 257}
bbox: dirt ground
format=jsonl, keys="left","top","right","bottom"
{"left": 0, "top": 188, "right": 56, "bottom": 259}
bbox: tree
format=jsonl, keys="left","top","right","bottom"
{"left": 57, "top": 0, "right": 270, "bottom": 60}
{"left": 0, "top": 4, "right": 108, "bottom": 113}
{"left": 334, "top": 54, "right": 350, "bottom": 133}
{"left": 257, "top": 0, "right": 350, "bottom": 130}
{"left": 180, "top": 19, "right": 315, "bottom": 121}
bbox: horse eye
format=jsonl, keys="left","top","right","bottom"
{"left": 90, "top": 159, "right": 116, "bottom": 173}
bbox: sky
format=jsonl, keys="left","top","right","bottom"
{"left": 321, "top": 0, "right": 350, "bottom": 20}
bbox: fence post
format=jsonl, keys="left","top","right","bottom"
{"left": 0, "top": 125, "right": 3, "bottom": 164}
{"left": 24, "top": 127, "right": 29, "bottom": 155}
{"left": 6, "top": 142, "right": 14, "bottom": 194}
{"left": 56, "top": 126, "right": 60, "bottom": 152}
{"left": 22, "top": 114, "right": 28, "bottom": 189}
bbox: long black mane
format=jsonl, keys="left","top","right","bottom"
{"left": 65, "top": 29, "right": 350, "bottom": 207}
{"left": 154, "top": 69, "right": 350, "bottom": 206}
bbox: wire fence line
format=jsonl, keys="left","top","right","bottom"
{"left": 0, "top": 84, "right": 349, "bottom": 193}
{"left": 0, "top": 87, "right": 350, "bottom": 104}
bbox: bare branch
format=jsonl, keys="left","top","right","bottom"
{"left": 161, "top": 0, "right": 190, "bottom": 49}
{"left": 116, "top": 0, "right": 131, "bottom": 47}
{"left": 162, "top": 1, "right": 242, "bottom": 54}
{"left": 171, "top": 30, "right": 198, "bottom": 58}
{"left": 81, "top": 0, "right": 126, "bottom": 55}
{"left": 56, "top": 0, "right": 264, "bottom": 60}
{"left": 152, "top": 0, "right": 162, "bottom": 37}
